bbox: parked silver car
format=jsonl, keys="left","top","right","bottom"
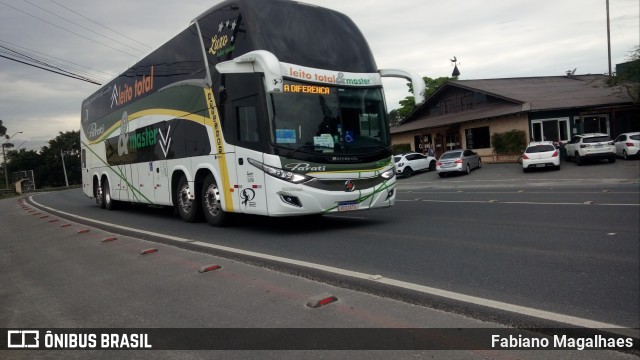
{"left": 436, "top": 149, "right": 482, "bottom": 177}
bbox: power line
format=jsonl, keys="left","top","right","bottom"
{"left": 22, "top": 0, "right": 146, "bottom": 55}
{"left": 0, "top": 53, "right": 102, "bottom": 85}
{"left": 0, "top": 40, "right": 113, "bottom": 82}
{"left": 47, "top": 0, "right": 152, "bottom": 50}
{"left": 0, "top": 0, "right": 139, "bottom": 58}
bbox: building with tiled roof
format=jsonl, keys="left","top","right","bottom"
{"left": 391, "top": 74, "right": 639, "bottom": 162}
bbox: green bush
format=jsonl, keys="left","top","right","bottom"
{"left": 491, "top": 130, "right": 526, "bottom": 154}
{"left": 392, "top": 144, "right": 411, "bottom": 155}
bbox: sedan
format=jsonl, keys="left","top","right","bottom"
{"left": 394, "top": 152, "right": 436, "bottom": 177}
{"left": 436, "top": 149, "right": 481, "bottom": 177}
{"left": 522, "top": 142, "right": 560, "bottom": 172}
{"left": 613, "top": 132, "right": 640, "bottom": 160}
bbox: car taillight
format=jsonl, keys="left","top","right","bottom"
{"left": 626, "top": 142, "right": 634, "bottom": 146}
{"left": 436, "top": 161, "right": 442, "bottom": 166}
{"left": 552, "top": 151, "right": 558, "bottom": 157}
{"left": 522, "top": 154, "right": 530, "bottom": 160}
{"left": 454, "top": 159, "right": 463, "bottom": 164}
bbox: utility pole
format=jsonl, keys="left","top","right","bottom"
{"left": 61, "top": 149, "right": 70, "bottom": 187}
{"left": 2, "top": 130, "right": 23, "bottom": 189}
{"left": 606, "top": 0, "right": 612, "bottom": 77}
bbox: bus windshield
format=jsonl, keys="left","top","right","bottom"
{"left": 270, "top": 81, "right": 390, "bottom": 155}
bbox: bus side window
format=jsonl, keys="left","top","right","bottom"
{"left": 237, "top": 105, "right": 259, "bottom": 142}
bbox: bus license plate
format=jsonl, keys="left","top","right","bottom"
{"left": 338, "top": 201, "right": 359, "bottom": 212}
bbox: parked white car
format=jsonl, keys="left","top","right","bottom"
{"left": 613, "top": 132, "right": 640, "bottom": 160}
{"left": 394, "top": 152, "right": 436, "bottom": 177}
{"left": 563, "top": 133, "right": 616, "bottom": 166}
{"left": 522, "top": 141, "right": 560, "bottom": 172}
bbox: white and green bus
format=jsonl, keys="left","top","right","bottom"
{"left": 80, "top": 0, "right": 425, "bottom": 226}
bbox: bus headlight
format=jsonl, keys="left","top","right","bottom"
{"left": 247, "top": 158, "right": 312, "bottom": 184}
{"left": 381, "top": 168, "right": 395, "bottom": 179}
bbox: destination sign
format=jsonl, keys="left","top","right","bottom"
{"left": 283, "top": 84, "right": 331, "bottom": 95}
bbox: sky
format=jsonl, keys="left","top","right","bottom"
{"left": 0, "top": 0, "right": 638, "bottom": 152}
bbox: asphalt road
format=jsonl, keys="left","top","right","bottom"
{"left": 1, "top": 160, "right": 639, "bottom": 358}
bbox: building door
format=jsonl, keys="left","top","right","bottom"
{"left": 582, "top": 114, "right": 609, "bottom": 135}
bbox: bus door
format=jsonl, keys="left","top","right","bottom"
{"left": 230, "top": 94, "right": 268, "bottom": 215}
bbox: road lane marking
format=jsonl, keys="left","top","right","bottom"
{"left": 29, "top": 195, "right": 636, "bottom": 336}
{"left": 397, "top": 199, "right": 640, "bottom": 206}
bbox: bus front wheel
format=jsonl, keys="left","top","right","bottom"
{"left": 176, "top": 176, "right": 200, "bottom": 223}
{"left": 202, "top": 174, "right": 228, "bottom": 227}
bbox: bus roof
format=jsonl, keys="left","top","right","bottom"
{"left": 194, "top": 0, "right": 378, "bottom": 73}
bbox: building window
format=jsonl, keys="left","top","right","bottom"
{"left": 531, "top": 118, "right": 570, "bottom": 143}
{"left": 465, "top": 126, "right": 490, "bottom": 149}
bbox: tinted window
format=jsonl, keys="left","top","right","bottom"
{"left": 583, "top": 136, "right": 611, "bottom": 143}
{"left": 526, "top": 145, "right": 555, "bottom": 153}
{"left": 630, "top": 135, "right": 640, "bottom": 141}
{"left": 393, "top": 156, "right": 401, "bottom": 162}
{"left": 440, "top": 151, "right": 462, "bottom": 159}
{"left": 244, "top": 0, "right": 377, "bottom": 72}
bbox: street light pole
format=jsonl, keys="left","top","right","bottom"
{"left": 2, "top": 131, "right": 23, "bottom": 189}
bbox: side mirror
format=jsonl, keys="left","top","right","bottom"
{"left": 379, "top": 68, "right": 426, "bottom": 105}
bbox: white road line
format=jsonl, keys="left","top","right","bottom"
{"left": 398, "top": 199, "right": 640, "bottom": 206}
{"left": 29, "top": 196, "right": 637, "bottom": 337}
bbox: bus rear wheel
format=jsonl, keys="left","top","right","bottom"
{"left": 94, "top": 178, "right": 105, "bottom": 209}
{"left": 103, "top": 178, "right": 118, "bottom": 210}
{"left": 202, "top": 174, "right": 228, "bottom": 227}
{"left": 176, "top": 176, "right": 200, "bottom": 223}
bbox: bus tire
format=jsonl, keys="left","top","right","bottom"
{"left": 202, "top": 173, "right": 228, "bottom": 227}
{"left": 176, "top": 175, "right": 200, "bottom": 223}
{"left": 103, "top": 178, "right": 118, "bottom": 210}
{"left": 95, "top": 178, "right": 105, "bottom": 209}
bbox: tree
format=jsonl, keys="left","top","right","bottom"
{"left": 38, "top": 131, "right": 81, "bottom": 187}
{"left": 394, "top": 76, "right": 455, "bottom": 119}
{"left": 388, "top": 109, "right": 402, "bottom": 127}
{"left": 602, "top": 46, "right": 640, "bottom": 103}
{"left": 0, "top": 119, "right": 6, "bottom": 137}
{"left": 5, "top": 130, "right": 80, "bottom": 188}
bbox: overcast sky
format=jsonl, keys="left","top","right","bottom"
{"left": 0, "top": 0, "right": 638, "bottom": 152}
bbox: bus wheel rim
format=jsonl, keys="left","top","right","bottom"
{"left": 204, "top": 183, "right": 221, "bottom": 216}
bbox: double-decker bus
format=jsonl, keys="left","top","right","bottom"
{"left": 80, "top": 0, "right": 425, "bottom": 226}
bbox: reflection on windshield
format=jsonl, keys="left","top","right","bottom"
{"left": 269, "top": 81, "right": 390, "bottom": 155}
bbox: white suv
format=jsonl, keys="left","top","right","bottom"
{"left": 563, "top": 133, "right": 616, "bottom": 166}
{"left": 394, "top": 152, "right": 436, "bottom": 177}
